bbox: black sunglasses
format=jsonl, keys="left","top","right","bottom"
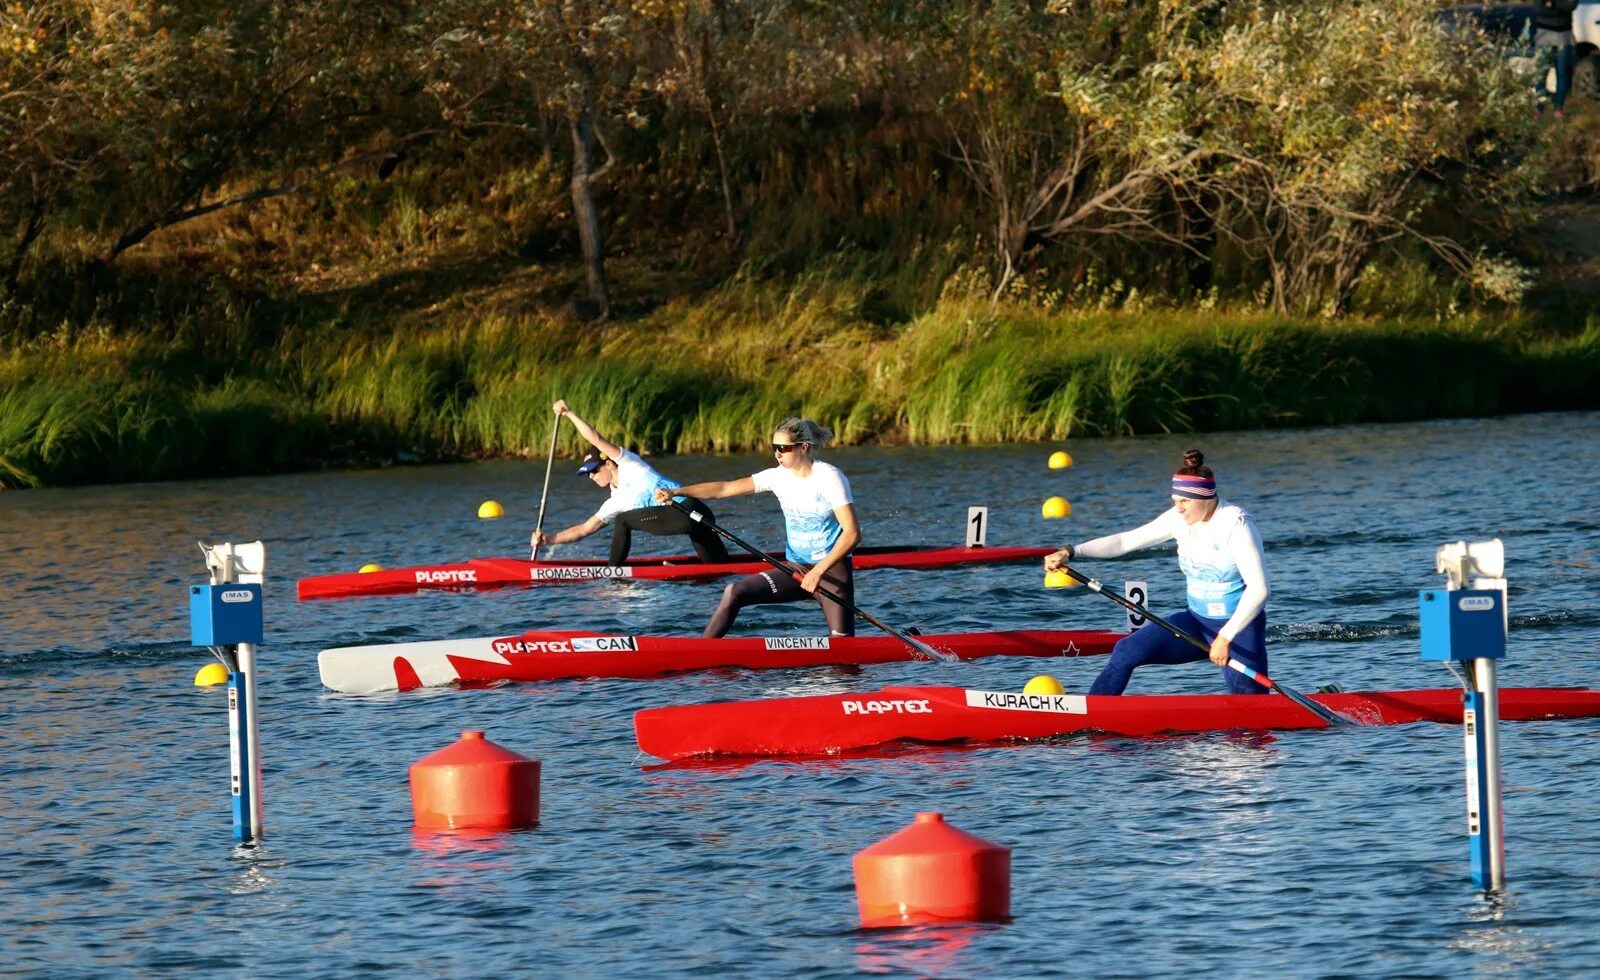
{"left": 771, "top": 442, "right": 806, "bottom": 454}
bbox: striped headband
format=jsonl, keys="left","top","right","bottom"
{"left": 1171, "top": 473, "right": 1216, "bottom": 499}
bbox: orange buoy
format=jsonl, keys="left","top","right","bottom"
{"left": 409, "top": 731, "right": 540, "bottom": 830}
{"left": 852, "top": 812, "right": 1011, "bottom": 928}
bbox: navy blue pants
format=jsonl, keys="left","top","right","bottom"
{"left": 1088, "top": 610, "right": 1269, "bottom": 695}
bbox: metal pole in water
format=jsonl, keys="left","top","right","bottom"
{"left": 235, "top": 639, "right": 265, "bottom": 840}
{"left": 227, "top": 666, "right": 253, "bottom": 840}
{"left": 1424, "top": 538, "right": 1507, "bottom": 893}
{"left": 193, "top": 541, "right": 267, "bottom": 843}
{"left": 1464, "top": 658, "right": 1506, "bottom": 891}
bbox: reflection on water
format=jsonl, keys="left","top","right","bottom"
{"left": 410, "top": 826, "right": 525, "bottom": 860}
{"left": 1449, "top": 892, "right": 1562, "bottom": 973}
{"left": 855, "top": 922, "right": 998, "bottom": 976}
{"left": 228, "top": 850, "right": 280, "bottom": 897}
{"left": 2, "top": 412, "right": 1598, "bottom": 975}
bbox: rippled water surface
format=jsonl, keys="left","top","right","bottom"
{"left": 3, "top": 413, "right": 1598, "bottom": 976}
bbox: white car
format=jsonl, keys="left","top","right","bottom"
{"left": 1574, "top": 0, "right": 1600, "bottom": 97}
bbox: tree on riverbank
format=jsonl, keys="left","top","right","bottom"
{"left": 2, "top": 0, "right": 1597, "bottom": 487}
{"left": 2, "top": 3, "right": 438, "bottom": 301}
{"left": 4, "top": 0, "right": 1579, "bottom": 327}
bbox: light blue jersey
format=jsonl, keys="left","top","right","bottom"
{"left": 593, "top": 449, "right": 681, "bottom": 524}
{"left": 751, "top": 460, "right": 854, "bottom": 563}
{"left": 1178, "top": 532, "right": 1249, "bottom": 619}
{"left": 1171, "top": 503, "right": 1260, "bottom": 621}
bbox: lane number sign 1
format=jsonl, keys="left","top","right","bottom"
{"left": 967, "top": 506, "right": 988, "bottom": 548}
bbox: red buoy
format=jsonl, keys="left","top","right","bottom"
{"left": 852, "top": 812, "right": 1010, "bottom": 928}
{"left": 409, "top": 731, "right": 540, "bottom": 830}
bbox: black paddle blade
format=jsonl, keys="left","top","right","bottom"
{"left": 1277, "top": 685, "right": 1356, "bottom": 728}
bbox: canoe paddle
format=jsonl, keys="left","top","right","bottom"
{"left": 1056, "top": 562, "right": 1353, "bottom": 727}
{"left": 529, "top": 408, "right": 562, "bottom": 561}
{"left": 666, "top": 499, "right": 955, "bottom": 663}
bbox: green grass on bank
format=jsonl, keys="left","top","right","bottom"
{"left": 3, "top": 275, "right": 1596, "bottom": 489}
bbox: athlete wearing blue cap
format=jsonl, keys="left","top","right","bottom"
{"left": 530, "top": 400, "right": 729, "bottom": 565}
{"left": 1044, "top": 448, "right": 1271, "bottom": 695}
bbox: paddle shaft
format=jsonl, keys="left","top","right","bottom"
{"left": 530, "top": 411, "right": 562, "bottom": 560}
{"left": 1056, "top": 562, "right": 1350, "bottom": 727}
{"left": 667, "top": 499, "right": 945, "bottom": 661}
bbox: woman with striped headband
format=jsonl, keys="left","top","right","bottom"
{"left": 1043, "top": 449, "right": 1271, "bottom": 695}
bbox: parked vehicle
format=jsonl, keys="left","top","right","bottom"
{"left": 1574, "top": 0, "right": 1600, "bottom": 97}
{"left": 1439, "top": 1, "right": 1600, "bottom": 99}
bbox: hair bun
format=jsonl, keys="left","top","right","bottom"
{"left": 1182, "top": 449, "right": 1204, "bottom": 468}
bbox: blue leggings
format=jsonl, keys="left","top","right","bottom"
{"left": 1088, "top": 610, "right": 1268, "bottom": 696}
{"left": 1536, "top": 41, "right": 1575, "bottom": 112}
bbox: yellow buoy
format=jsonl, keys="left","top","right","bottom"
{"left": 1044, "top": 569, "right": 1079, "bottom": 589}
{"left": 1047, "top": 451, "right": 1073, "bottom": 469}
{"left": 1023, "top": 674, "right": 1064, "bottom": 696}
{"left": 1041, "top": 496, "right": 1071, "bottom": 519}
{"left": 478, "top": 500, "right": 505, "bottom": 519}
{"left": 194, "top": 662, "right": 229, "bottom": 687}
{"left": 358, "top": 563, "right": 383, "bottom": 574}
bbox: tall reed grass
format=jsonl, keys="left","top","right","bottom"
{"left": 3, "top": 283, "right": 1596, "bottom": 489}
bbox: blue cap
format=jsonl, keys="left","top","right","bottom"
{"left": 577, "top": 451, "right": 606, "bottom": 475}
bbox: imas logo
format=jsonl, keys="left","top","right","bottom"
{"left": 841, "top": 699, "right": 932, "bottom": 715}
{"left": 764, "top": 637, "right": 830, "bottom": 650}
{"left": 415, "top": 569, "right": 477, "bottom": 584}
{"left": 219, "top": 589, "right": 255, "bottom": 603}
{"left": 1458, "top": 596, "right": 1497, "bottom": 612}
{"left": 529, "top": 566, "right": 637, "bottom": 581}
{"left": 571, "top": 636, "right": 639, "bottom": 652}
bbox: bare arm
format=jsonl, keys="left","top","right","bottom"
{"left": 554, "top": 400, "right": 623, "bottom": 461}
{"left": 801, "top": 503, "right": 861, "bottom": 592}
{"left": 531, "top": 514, "right": 607, "bottom": 549}
{"left": 656, "top": 477, "right": 756, "bottom": 503}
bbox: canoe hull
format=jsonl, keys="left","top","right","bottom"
{"left": 633, "top": 685, "right": 1600, "bottom": 760}
{"left": 297, "top": 545, "right": 1054, "bottom": 600}
{"left": 317, "top": 629, "right": 1124, "bottom": 694}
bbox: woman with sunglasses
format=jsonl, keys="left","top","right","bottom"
{"left": 530, "top": 400, "right": 729, "bottom": 564}
{"left": 1043, "top": 449, "right": 1271, "bottom": 695}
{"left": 655, "top": 418, "right": 860, "bottom": 637}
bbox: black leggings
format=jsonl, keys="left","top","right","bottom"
{"left": 609, "top": 499, "right": 730, "bottom": 565}
{"left": 703, "top": 557, "right": 855, "bottom": 638}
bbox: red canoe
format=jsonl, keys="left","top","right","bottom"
{"left": 633, "top": 684, "right": 1600, "bottom": 760}
{"left": 297, "top": 544, "right": 1055, "bottom": 600}
{"left": 317, "top": 628, "right": 1123, "bottom": 694}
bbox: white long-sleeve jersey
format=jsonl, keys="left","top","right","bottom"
{"left": 1073, "top": 500, "right": 1269, "bottom": 641}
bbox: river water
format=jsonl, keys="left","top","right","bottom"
{"left": 2, "top": 412, "right": 1597, "bottom": 976}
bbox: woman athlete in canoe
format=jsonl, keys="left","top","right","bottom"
{"left": 655, "top": 418, "right": 861, "bottom": 638}
{"left": 530, "top": 400, "right": 729, "bottom": 565}
{"left": 1044, "top": 449, "right": 1271, "bottom": 695}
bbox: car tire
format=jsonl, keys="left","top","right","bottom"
{"left": 1575, "top": 53, "right": 1600, "bottom": 100}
